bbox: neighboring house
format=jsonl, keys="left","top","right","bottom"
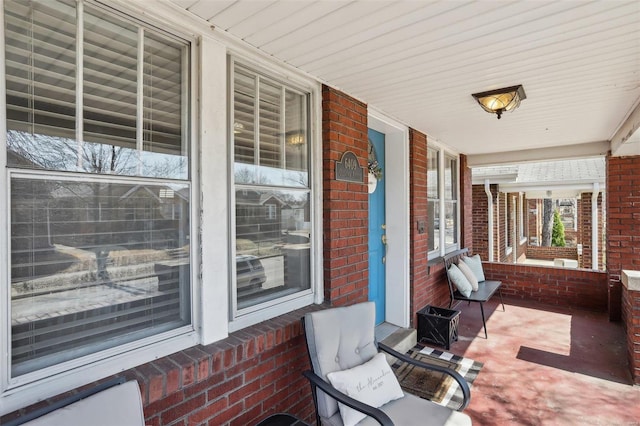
{"left": 472, "top": 159, "right": 605, "bottom": 270}
{"left": 1, "top": 1, "right": 639, "bottom": 425}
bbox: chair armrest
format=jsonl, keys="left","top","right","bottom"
{"left": 302, "top": 370, "right": 394, "bottom": 426}
{"left": 378, "top": 343, "right": 471, "bottom": 411}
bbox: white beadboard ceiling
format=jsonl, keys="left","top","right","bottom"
{"left": 171, "top": 0, "right": 640, "bottom": 162}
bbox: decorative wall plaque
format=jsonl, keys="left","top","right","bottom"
{"left": 335, "top": 151, "right": 364, "bottom": 183}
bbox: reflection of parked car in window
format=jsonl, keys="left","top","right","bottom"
{"left": 236, "top": 255, "right": 267, "bottom": 290}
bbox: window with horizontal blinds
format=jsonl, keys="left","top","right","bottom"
{"left": 5, "top": 0, "right": 77, "bottom": 141}
{"left": 231, "top": 61, "right": 312, "bottom": 315}
{"left": 4, "top": 0, "right": 192, "bottom": 378}
{"left": 5, "top": 0, "right": 188, "bottom": 180}
{"left": 232, "top": 63, "right": 309, "bottom": 188}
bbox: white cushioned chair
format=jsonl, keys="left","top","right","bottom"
{"left": 302, "top": 302, "right": 472, "bottom": 426}
{"left": 4, "top": 378, "right": 145, "bottom": 426}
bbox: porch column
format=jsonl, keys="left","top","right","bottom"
{"left": 484, "top": 180, "right": 494, "bottom": 262}
{"left": 591, "top": 183, "right": 599, "bottom": 271}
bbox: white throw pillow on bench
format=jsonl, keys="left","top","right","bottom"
{"left": 447, "top": 263, "right": 473, "bottom": 297}
{"left": 457, "top": 260, "right": 479, "bottom": 291}
{"left": 462, "top": 254, "right": 486, "bottom": 282}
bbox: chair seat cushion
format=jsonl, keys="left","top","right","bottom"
{"left": 327, "top": 353, "right": 404, "bottom": 426}
{"left": 323, "top": 393, "right": 472, "bottom": 426}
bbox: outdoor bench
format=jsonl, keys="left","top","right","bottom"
{"left": 443, "top": 248, "right": 504, "bottom": 338}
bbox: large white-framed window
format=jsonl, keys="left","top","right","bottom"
{"left": 427, "top": 147, "right": 440, "bottom": 254}
{"left": 229, "top": 58, "right": 316, "bottom": 327}
{"left": 2, "top": 0, "right": 195, "bottom": 400}
{"left": 428, "top": 144, "right": 459, "bottom": 258}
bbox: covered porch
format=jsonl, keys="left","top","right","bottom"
{"left": 2, "top": 1, "right": 640, "bottom": 425}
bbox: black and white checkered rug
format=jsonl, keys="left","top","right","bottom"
{"left": 392, "top": 344, "right": 483, "bottom": 410}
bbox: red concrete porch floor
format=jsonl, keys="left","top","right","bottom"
{"left": 446, "top": 298, "right": 640, "bottom": 425}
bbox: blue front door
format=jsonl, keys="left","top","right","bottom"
{"left": 368, "top": 129, "right": 386, "bottom": 325}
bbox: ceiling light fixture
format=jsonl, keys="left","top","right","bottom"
{"left": 286, "top": 130, "right": 305, "bottom": 146}
{"left": 472, "top": 85, "right": 526, "bottom": 119}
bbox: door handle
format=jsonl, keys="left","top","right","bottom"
{"left": 381, "top": 234, "right": 388, "bottom": 264}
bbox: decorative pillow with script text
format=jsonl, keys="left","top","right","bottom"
{"left": 327, "top": 352, "right": 404, "bottom": 426}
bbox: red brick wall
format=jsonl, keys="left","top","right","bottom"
{"left": 472, "top": 184, "right": 489, "bottom": 260}
{"left": 607, "top": 155, "right": 640, "bottom": 383}
{"left": 409, "top": 128, "right": 431, "bottom": 322}
{"left": 607, "top": 156, "right": 640, "bottom": 321}
{"left": 483, "top": 262, "right": 608, "bottom": 311}
{"left": 459, "top": 155, "right": 473, "bottom": 250}
{"left": 622, "top": 285, "right": 640, "bottom": 384}
{"left": 525, "top": 245, "right": 578, "bottom": 261}
{"left": 1, "top": 306, "right": 319, "bottom": 426}
{"left": 322, "top": 85, "right": 369, "bottom": 306}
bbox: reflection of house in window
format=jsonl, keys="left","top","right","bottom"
{"left": 235, "top": 189, "right": 285, "bottom": 241}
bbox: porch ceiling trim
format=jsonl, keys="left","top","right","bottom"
{"left": 467, "top": 140, "right": 609, "bottom": 168}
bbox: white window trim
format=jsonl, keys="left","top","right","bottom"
{"left": 443, "top": 153, "right": 458, "bottom": 252}
{"left": 0, "top": 1, "right": 201, "bottom": 415}
{"left": 427, "top": 146, "right": 439, "bottom": 257}
{"left": 518, "top": 193, "right": 527, "bottom": 244}
{"left": 428, "top": 142, "right": 460, "bottom": 259}
{"left": 226, "top": 56, "right": 322, "bottom": 333}
{"left": 503, "top": 194, "right": 511, "bottom": 253}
